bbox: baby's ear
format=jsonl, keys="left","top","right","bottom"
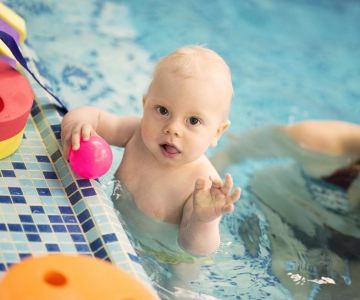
{"left": 142, "top": 94, "right": 147, "bottom": 106}
{"left": 211, "top": 120, "right": 230, "bottom": 147}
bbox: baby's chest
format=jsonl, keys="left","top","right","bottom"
{"left": 135, "top": 186, "right": 188, "bottom": 224}
{"left": 122, "top": 172, "right": 193, "bottom": 224}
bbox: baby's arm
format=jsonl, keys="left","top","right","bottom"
{"left": 178, "top": 174, "right": 241, "bottom": 256}
{"left": 61, "top": 106, "right": 140, "bottom": 157}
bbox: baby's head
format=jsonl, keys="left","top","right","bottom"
{"left": 149, "top": 45, "right": 233, "bottom": 120}
{"left": 142, "top": 46, "right": 234, "bottom": 166}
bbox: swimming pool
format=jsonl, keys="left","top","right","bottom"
{"left": 4, "top": 0, "right": 360, "bottom": 299}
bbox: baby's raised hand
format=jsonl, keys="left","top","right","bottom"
{"left": 60, "top": 122, "right": 98, "bottom": 158}
{"left": 193, "top": 174, "right": 241, "bottom": 223}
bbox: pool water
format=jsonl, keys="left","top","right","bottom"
{"left": 4, "top": 0, "right": 360, "bottom": 299}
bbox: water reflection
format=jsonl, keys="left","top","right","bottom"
{"left": 211, "top": 120, "right": 360, "bottom": 299}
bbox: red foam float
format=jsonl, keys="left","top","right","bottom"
{"left": 0, "top": 60, "right": 33, "bottom": 141}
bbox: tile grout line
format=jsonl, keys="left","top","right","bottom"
{"left": 19, "top": 43, "right": 147, "bottom": 281}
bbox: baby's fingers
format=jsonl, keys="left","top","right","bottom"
{"left": 221, "top": 203, "right": 235, "bottom": 215}
{"left": 71, "top": 123, "right": 94, "bottom": 150}
{"left": 221, "top": 174, "right": 233, "bottom": 195}
{"left": 80, "top": 123, "right": 96, "bottom": 141}
{"left": 209, "top": 175, "right": 222, "bottom": 190}
{"left": 194, "top": 177, "right": 206, "bottom": 191}
{"left": 221, "top": 187, "right": 241, "bottom": 215}
{"left": 231, "top": 187, "right": 242, "bottom": 202}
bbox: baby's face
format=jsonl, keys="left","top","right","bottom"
{"left": 141, "top": 71, "right": 231, "bottom": 167}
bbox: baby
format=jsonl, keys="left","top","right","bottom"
{"left": 61, "top": 45, "right": 241, "bottom": 257}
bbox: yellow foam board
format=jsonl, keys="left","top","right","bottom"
{"left": 0, "top": 3, "right": 26, "bottom": 42}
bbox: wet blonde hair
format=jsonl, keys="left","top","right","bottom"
{"left": 154, "top": 45, "right": 232, "bottom": 85}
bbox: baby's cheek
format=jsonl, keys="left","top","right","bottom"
{"left": 141, "top": 124, "right": 156, "bottom": 147}
{"left": 189, "top": 137, "right": 209, "bottom": 158}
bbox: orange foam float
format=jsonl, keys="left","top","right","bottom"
{"left": 0, "top": 254, "right": 158, "bottom": 300}
{"left": 0, "top": 60, "right": 33, "bottom": 159}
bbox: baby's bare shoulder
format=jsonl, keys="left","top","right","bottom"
{"left": 190, "top": 155, "right": 219, "bottom": 181}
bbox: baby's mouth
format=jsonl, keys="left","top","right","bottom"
{"left": 161, "top": 144, "right": 181, "bottom": 155}
{"left": 161, "top": 144, "right": 180, "bottom": 154}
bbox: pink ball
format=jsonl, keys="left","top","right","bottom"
{"left": 69, "top": 136, "right": 113, "bottom": 179}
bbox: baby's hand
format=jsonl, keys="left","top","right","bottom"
{"left": 193, "top": 174, "right": 241, "bottom": 223}
{"left": 60, "top": 122, "right": 98, "bottom": 158}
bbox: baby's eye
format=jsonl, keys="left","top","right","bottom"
{"left": 187, "top": 117, "right": 200, "bottom": 126}
{"left": 156, "top": 106, "right": 169, "bottom": 115}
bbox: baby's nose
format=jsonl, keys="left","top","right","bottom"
{"left": 163, "top": 120, "right": 182, "bottom": 137}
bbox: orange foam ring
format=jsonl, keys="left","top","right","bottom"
{"left": 0, "top": 60, "right": 33, "bottom": 159}
{"left": 0, "top": 254, "right": 159, "bottom": 300}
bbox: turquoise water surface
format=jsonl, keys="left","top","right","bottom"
{"left": 4, "top": 0, "right": 360, "bottom": 299}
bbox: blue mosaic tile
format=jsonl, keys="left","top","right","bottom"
{"left": 23, "top": 224, "right": 38, "bottom": 232}
{"left": 65, "top": 182, "right": 77, "bottom": 196}
{"left": 43, "top": 171, "right": 58, "bottom": 179}
{"left": 90, "top": 238, "right": 103, "bottom": 252}
{"left": 8, "top": 187, "right": 23, "bottom": 195}
{"left": 12, "top": 163, "right": 27, "bottom": 170}
{"left": 30, "top": 206, "right": 45, "bottom": 214}
{"left": 77, "top": 209, "right": 91, "bottom": 224}
{"left": 66, "top": 225, "right": 81, "bottom": 233}
{"left": 26, "top": 234, "right": 42, "bottom": 242}
{"left": 59, "top": 206, "right": 73, "bottom": 214}
{"left": 45, "top": 244, "right": 60, "bottom": 252}
{"left": 0, "top": 243, "right": 13, "bottom": 251}
{"left": 15, "top": 244, "right": 30, "bottom": 251}
{"left": 8, "top": 224, "right": 23, "bottom": 232}
{"left": 71, "top": 234, "right": 86, "bottom": 242}
{"left": 52, "top": 225, "right": 67, "bottom": 233}
{"left": 0, "top": 46, "right": 153, "bottom": 291}
{"left": 81, "top": 188, "right": 96, "bottom": 197}
{"left": 12, "top": 196, "right": 26, "bottom": 204}
{"left": 48, "top": 215, "right": 63, "bottom": 223}
{"left": 36, "top": 188, "right": 51, "bottom": 196}
{"left": 81, "top": 219, "right": 95, "bottom": 233}
{"left": 94, "top": 247, "right": 108, "bottom": 259}
{"left": 30, "top": 106, "right": 40, "bottom": 117}
{"left": 37, "top": 225, "right": 52, "bottom": 232}
{"left": 128, "top": 253, "right": 141, "bottom": 264}
{"left": 0, "top": 196, "right": 12, "bottom": 204}
{"left": 32, "top": 180, "right": 47, "bottom": 187}
{"left": 103, "top": 233, "right": 118, "bottom": 243}
{"left": 15, "top": 207, "right": 31, "bottom": 215}
{"left": 77, "top": 179, "right": 92, "bottom": 188}
{"left": 1, "top": 171, "right": 16, "bottom": 178}
{"left": 69, "top": 191, "right": 82, "bottom": 205}
{"left": 36, "top": 156, "right": 50, "bottom": 163}
{"left": 26, "top": 164, "right": 40, "bottom": 171}
{"left": 19, "top": 179, "right": 33, "bottom": 187}
{"left": 50, "top": 124, "right": 61, "bottom": 132}
{"left": 75, "top": 243, "right": 91, "bottom": 252}
{"left": 63, "top": 216, "right": 76, "bottom": 223}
